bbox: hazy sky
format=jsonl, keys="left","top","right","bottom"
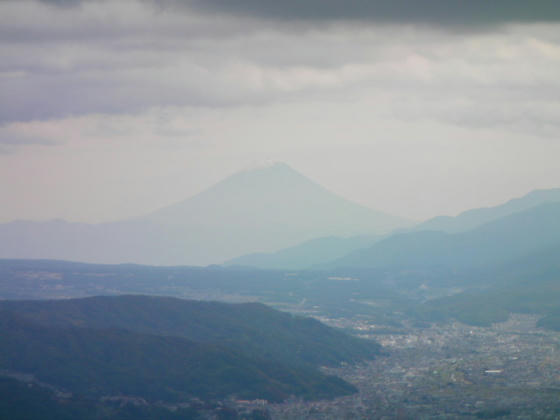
{"left": 1, "top": 0, "right": 560, "bottom": 223}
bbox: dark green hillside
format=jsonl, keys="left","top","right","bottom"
{"left": 0, "top": 376, "right": 200, "bottom": 420}
{"left": 0, "top": 311, "right": 356, "bottom": 403}
{"left": 538, "top": 312, "right": 560, "bottom": 331}
{"left": 0, "top": 295, "right": 381, "bottom": 368}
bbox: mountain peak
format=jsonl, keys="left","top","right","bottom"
{"left": 243, "top": 160, "right": 290, "bottom": 172}
{"left": 184, "top": 162, "right": 320, "bottom": 203}
{"left": 232, "top": 161, "right": 306, "bottom": 184}
{"left": 0, "top": 162, "right": 409, "bottom": 266}
{"left": 136, "top": 162, "right": 409, "bottom": 263}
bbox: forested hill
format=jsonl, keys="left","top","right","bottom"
{"left": 0, "top": 295, "right": 382, "bottom": 404}
{"left": 0, "top": 310, "right": 356, "bottom": 403}
{"left": 0, "top": 295, "right": 381, "bottom": 368}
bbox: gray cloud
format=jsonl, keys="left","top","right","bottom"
{"left": 2, "top": 1, "right": 560, "bottom": 226}
{"left": 1, "top": 0, "right": 560, "bottom": 140}
{"left": 0, "top": 131, "right": 56, "bottom": 154}
{"left": 186, "top": 0, "right": 560, "bottom": 25}
{"left": 35, "top": 0, "right": 560, "bottom": 26}
{"left": 0, "top": 133, "right": 54, "bottom": 145}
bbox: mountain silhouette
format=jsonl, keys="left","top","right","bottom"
{"left": 415, "top": 188, "right": 560, "bottom": 233}
{"left": 330, "top": 201, "right": 560, "bottom": 270}
{"left": 0, "top": 163, "right": 408, "bottom": 265}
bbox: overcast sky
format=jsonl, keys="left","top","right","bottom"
{"left": 1, "top": 0, "right": 560, "bottom": 223}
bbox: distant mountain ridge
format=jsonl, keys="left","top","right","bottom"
{"left": 141, "top": 163, "right": 407, "bottom": 235}
{"left": 417, "top": 242, "right": 560, "bottom": 328}
{"left": 224, "top": 234, "right": 381, "bottom": 270}
{"left": 331, "top": 201, "right": 560, "bottom": 270}
{"left": 225, "top": 186, "right": 560, "bottom": 270}
{"left": 415, "top": 188, "right": 560, "bottom": 233}
{"left": 0, "top": 163, "right": 408, "bottom": 266}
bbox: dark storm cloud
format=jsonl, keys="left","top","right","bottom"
{"left": 36, "top": 0, "right": 560, "bottom": 25}
{"left": 2, "top": 0, "right": 560, "bottom": 131}
{"left": 0, "top": 68, "right": 262, "bottom": 124}
{"left": 187, "top": 0, "right": 560, "bottom": 25}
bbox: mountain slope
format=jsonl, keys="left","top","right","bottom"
{"left": 0, "top": 163, "right": 408, "bottom": 266}
{"left": 331, "top": 201, "right": 560, "bottom": 270}
{"left": 0, "top": 295, "right": 381, "bottom": 368}
{"left": 224, "top": 235, "right": 381, "bottom": 270}
{"left": 139, "top": 163, "right": 407, "bottom": 258}
{"left": 415, "top": 243, "right": 560, "bottom": 328}
{"left": 415, "top": 188, "right": 560, "bottom": 234}
{"left": 0, "top": 310, "right": 356, "bottom": 403}
{"left": 0, "top": 376, "right": 201, "bottom": 420}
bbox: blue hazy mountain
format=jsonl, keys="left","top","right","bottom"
{"left": 224, "top": 187, "right": 560, "bottom": 270}
{"left": 417, "top": 242, "right": 560, "bottom": 328}
{"left": 415, "top": 188, "right": 560, "bottom": 234}
{"left": 330, "top": 201, "right": 560, "bottom": 270}
{"left": 224, "top": 234, "right": 381, "bottom": 270}
{"left": 0, "top": 163, "right": 409, "bottom": 266}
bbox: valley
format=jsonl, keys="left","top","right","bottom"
{"left": 2, "top": 257, "right": 560, "bottom": 419}
{"left": 273, "top": 314, "right": 560, "bottom": 419}
{"left": 3, "top": 288, "right": 559, "bottom": 419}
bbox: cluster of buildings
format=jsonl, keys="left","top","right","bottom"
{"left": 268, "top": 314, "right": 560, "bottom": 419}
